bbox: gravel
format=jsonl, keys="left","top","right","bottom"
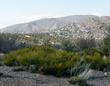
{"left": 0, "top": 66, "right": 73, "bottom": 86}
{"left": 86, "top": 70, "right": 110, "bottom": 86}
{"left": 0, "top": 66, "right": 110, "bottom": 86}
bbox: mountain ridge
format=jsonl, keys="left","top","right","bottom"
{"left": 0, "top": 15, "right": 110, "bottom": 40}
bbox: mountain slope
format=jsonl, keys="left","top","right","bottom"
{"left": 52, "top": 16, "right": 108, "bottom": 40}
{"left": 0, "top": 15, "right": 110, "bottom": 40}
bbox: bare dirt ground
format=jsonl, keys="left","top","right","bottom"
{"left": 0, "top": 66, "right": 73, "bottom": 86}
{"left": 0, "top": 66, "right": 110, "bottom": 86}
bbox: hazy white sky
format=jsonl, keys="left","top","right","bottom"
{"left": 0, "top": 0, "right": 110, "bottom": 28}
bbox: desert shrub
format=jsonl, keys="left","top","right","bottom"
{"left": 102, "top": 56, "right": 110, "bottom": 70}
{"left": 4, "top": 46, "right": 77, "bottom": 76}
{"left": 83, "top": 48, "right": 102, "bottom": 56}
{"left": 68, "top": 57, "right": 91, "bottom": 76}
{"left": 83, "top": 52, "right": 105, "bottom": 70}
{"left": 77, "top": 38, "right": 96, "bottom": 51}
{"left": 3, "top": 46, "right": 110, "bottom": 76}
{"left": 61, "top": 39, "right": 78, "bottom": 52}
{"left": 99, "top": 27, "right": 110, "bottom": 55}
{"left": 0, "top": 33, "right": 28, "bottom": 53}
{"left": 4, "top": 53, "right": 17, "bottom": 66}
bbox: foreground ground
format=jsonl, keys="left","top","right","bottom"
{"left": 0, "top": 66, "right": 72, "bottom": 86}
{"left": 0, "top": 66, "right": 110, "bottom": 86}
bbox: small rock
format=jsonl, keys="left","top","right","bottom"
{"left": 0, "top": 73, "right": 3, "bottom": 76}
{"left": 104, "top": 72, "right": 108, "bottom": 76}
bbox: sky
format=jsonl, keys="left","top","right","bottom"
{"left": 0, "top": 0, "right": 110, "bottom": 28}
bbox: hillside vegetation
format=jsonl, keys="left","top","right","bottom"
{"left": 0, "top": 24, "right": 110, "bottom": 78}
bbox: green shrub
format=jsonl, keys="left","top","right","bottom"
{"left": 4, "top": 53, "right": 17, "bottom": 66}
{"left": 83, "top": 48, "right": 102, "bottom": 56}
{"left": 3, "top": 46, "right": 110, "bottom": 76}
{"left": 3, "top": 46, "right": 77, "bottom": 76}
{"left": 84, "top": 53, "right": 102, "bottom": 70}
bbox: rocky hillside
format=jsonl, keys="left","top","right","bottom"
{"left": 52, "top": 21, "right": 107, "bottom": 40}
{"left": 0, "top": 15, "right": 110, "bottom": 40}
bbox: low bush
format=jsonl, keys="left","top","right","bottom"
{"left": 3, "top": 46, "right": 110, "bottom": 76}
{"left": 3, "top": 46, "right": 78, "bottom": 76}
